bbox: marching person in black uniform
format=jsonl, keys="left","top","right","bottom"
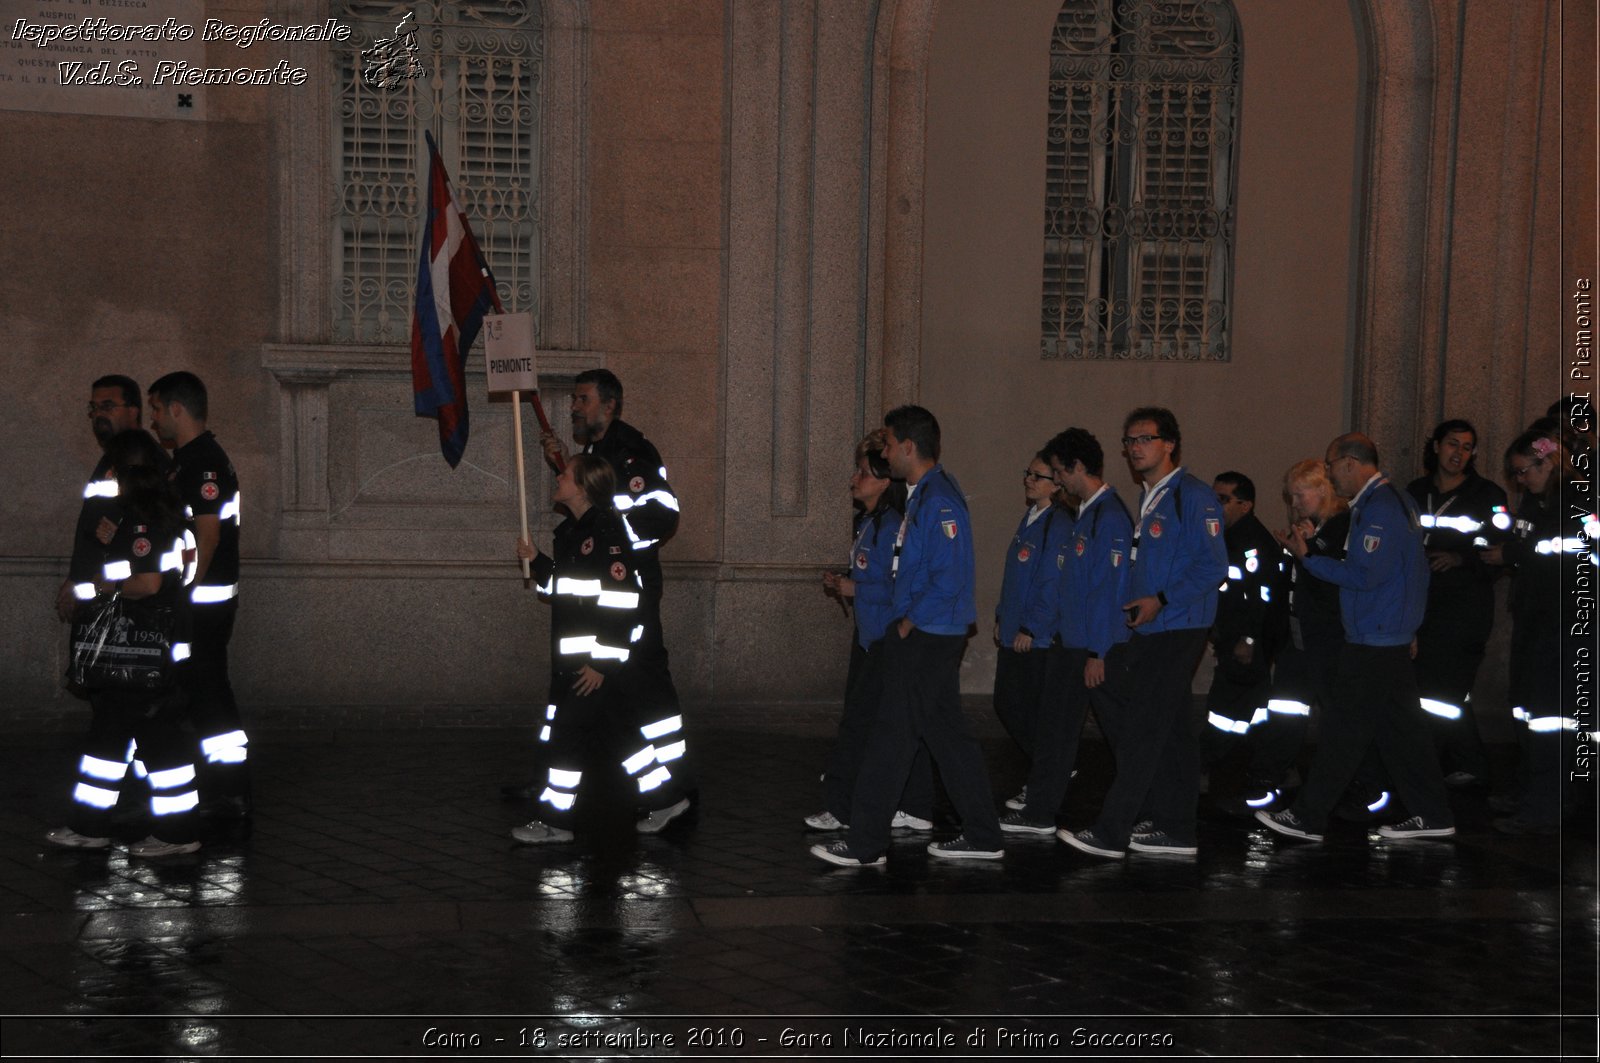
{"left": 1201, "top": 472, "right": 1291, "bottom": 776}
{"left": 1258, "top": 433, "right": 1455, "bottom": 843}
{"left": 1218, "top": 459, "right": 1351, "bottom": 815}
{"left": 48, "top": 429, "right": 201, "bottom": 857}
{"left": 512, "top": 455, "right": 686, "bottom": 842}
{"left": 540, "top": 370, "right": 690, "bottom": 832}
{"left": 1481, "top": 428, "right": 1592, "bottom": 834}
{"left": 147, "top": 372, "right": 249, "bottom": 823}
{"left": 1405, "top": 419, "right": 1509, "bottom": 788}
{"left": 58, "top": 376, "right": 145, "bottom": 626}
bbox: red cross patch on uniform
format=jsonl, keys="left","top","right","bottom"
{"left": 200, "top": 482, "right": 219, "bottom": 501}
{"left": 609, "top": 561, "right": 627, "bottom": 581}
{"left": 580, "top": 537, "right": 594, "bottom": 555}
{"left": 1206, "top": 518, "right": 1221, "bottom": 537}
{"left": 629, "top": 476, "right": 645, "bottom": 494}
{"left": 1148, "top": 520, "right": 1163, "bottom": 539}
{"left": 1075, "top": 538, "right": 1086, "bottom": 557}
{"left": 132, "top": 537, "right": 151, "bottom": 558}
{"left": 855, "top": 552, "right": 869, "bottom": 570}
{"left": 1017, "top": 546, "right": 1031, "bottom": 563}
{"left": 1364, "top": 534, "right": 1381, "bottom": 553}
{"left": 942, "top": 520, "right": 958, "bottom": 539}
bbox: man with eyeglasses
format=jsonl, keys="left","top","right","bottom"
{"left": 1058, "top": 407, "right": 1227, "bottom": 859}
{"left": 147, "top": 371, "right": 250, "bottom": 827}
{"left": 58, "top": 376, "right": 146, "bottom": 625}
{"left": 1257, "top": 432, "right": 1455, "bottom": 843}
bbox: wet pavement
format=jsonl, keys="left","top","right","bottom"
{"left": 0, "top": 720, "right": 1595, "bottom": 1060}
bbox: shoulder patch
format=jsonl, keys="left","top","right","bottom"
{"left": 610, "top": 545, "right": 622, "bottom": 555}
{"left": 580, "top": 537, "right": 594, "bottom": 555}
{"left": 855, "top": 552, "right": 869, "bottom": 570}
{"left": 941, "top": 519, "right": 958, "bottom": 540}
{"left": 131, "top": 537, "right": 151, "bottom": 558}
{"left": 1110, "top": 549, "right": 1122, "bottom": 567}
{"left": 1148, "top": 519, "right": 1163, "bottom": 539}
{"left": 609, "top": 561, "right": 627, "bottom": 581}
{"left": 200, "top": 481, "right": 220, "bottom": 501}
{"left": 1016, "top": 545, "right": 1031, "bottom": 563}
{"left": 1206, "top": 518, "right": 1221, "bottom": 537}
{"left": 629, "top": 475, "right": 645, "bottom": 494}
{"left": 1363, "top": 534, "right": 1381, "bottom": 554}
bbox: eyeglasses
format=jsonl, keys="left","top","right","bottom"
{"left": 1508, "top": 459, "right": 1544, "bottom": 480}
{"left": 1322, "top": 456, "right": 1349, "bottom": 474}
{"left": 1023, "top": 470, "right": 1053, "bottom": 483}
{"left": 1121, "top": 434, "right": 1162, "bottom": 448}
{"left": 87, "top": 401, "right": 134, "bottom": 416}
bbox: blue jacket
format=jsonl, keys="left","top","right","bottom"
{"left": 1126, "top": 468, "right": 1228, "bottom": 634}
{"left": 891, "top": 465, "right": 976, "bottom": 636}
{"left": 850, "top": 506, "right": 902, "bottom": 648}
{"left": 996, "top": 503, "right": 1070, "bottom": 646}
{"left": 1055, "top": 484, "right": 1135, "bottom": 657}
{"left": 1303, "top": 474, "right": 1429, "bottom": 647}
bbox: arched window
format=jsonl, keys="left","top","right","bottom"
{"left": 333, "top": 1, "right": 541, "bottom": 343}
{"left": 1041, "top": 0, "right": 1240, "bottom": 361}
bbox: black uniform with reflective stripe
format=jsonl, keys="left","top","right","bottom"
{"left": 531, "top": 506, "right": 643, "bottom": 677}
{"left": 1213, "top": 510, "right": 1291, "bottom": 655}
{"left": 69, "top": 454, "right": 119, "bottom": 584}
{"left": 1291, "top": 511, "right": 1350, "bottom": 650}
{"left": 583, "top": 419, "right": 678, "bottom": 596}
{"left": 170, "top": 431, "right": 240, "bottom": 588}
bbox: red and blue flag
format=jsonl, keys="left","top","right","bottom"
{"left": 411, "top": 130, "right": 502, "bottom": 467}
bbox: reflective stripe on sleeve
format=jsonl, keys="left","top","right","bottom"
{"left": 73, "top": 583, "right": 97, "bottom": 601}
{"left": 1419, "top": 698, "right": 1462, "bottom": 720}
{"left": 83, "top": 480, "right": 119, "bottom": 499}
{"left": 103, "top": 560, "right": 132, "bottom": 581}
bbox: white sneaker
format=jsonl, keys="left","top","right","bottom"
{"left": 804, "top": 810, "right": 847, "bottom": 830}
{"left": 890, "top": 810, "right": 934, "bottom": 831}
{"left": 511, "top": 820, "right": 575, "bottom": 844}
{"left": 636, "top": 797, "right": 691, "bottom": 834}
{"left": 45, "top": 827, "right": 110, "bottom": 850}
{"left": 128, "top": 836, "right": 201, "bottom": 858}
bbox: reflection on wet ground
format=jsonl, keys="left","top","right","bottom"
{"left": 0, "top": 725, "right": 1593, "bottom": 1058}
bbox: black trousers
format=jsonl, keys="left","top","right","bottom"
{"left": 1018, "top": 646, "right": 1094, "bottom": 824}
{"left": 1200, "top": 651, "right": 1274, "bottom": 768}
{"left": 822, "top": 639, "right": 934, "bottom": 824}
{"left": 188, "top": 599, "right": 248, "bottom": 800}
{"left": 1244, "top": 639, "right": 1337, "bottom": 785}
{"left": 1087, "top": 628, "right": 1209, "bottom": 848}
{"left": 993, "top": 645, "right": 1050, "bottom": 759}
{"left": 1414, "top": 592, "right": 1494, "bottom": 779}
{"left": 68, "top": 687, "right": 198, "bottom": 842}
{"left": 845, "top": 630, "right": 1001, "bottom": 858}
{"left": 1291, "top": 643, "right": 1454, "bottom": 833}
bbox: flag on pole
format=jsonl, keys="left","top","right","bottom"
{"left": 411, "top": 130, "right": 503, "bottom": 467}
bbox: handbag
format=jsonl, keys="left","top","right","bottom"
{"left": 68, "top": 593, "right": 178, "bottom": 690}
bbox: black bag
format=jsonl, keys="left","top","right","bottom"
{"left": 68, "top": 593, "right": 177, "bottom": 690}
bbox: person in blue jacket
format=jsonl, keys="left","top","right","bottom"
{"left": 807, "top": 430, "right": 933, "bottom": 833}
{"left": 811, "top": 405, "right": 1004, "bottom": 866}
{"left": 992, "top": 448, "right": 1071, "bottom": 808}
{"left": 1257, "top": 432, "right": 1455, "bottom": 843}
{"left": 1059, "top": 407, "right": 1227, "bottom": 859}
{"left": 1002, "top": 427, "right": 1132, "bottom": 834}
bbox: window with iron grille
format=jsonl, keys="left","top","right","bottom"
{"left": 333, "top": 2, "right": 541, "bottom": 344}
{"left": 1041, "top": 0, "right": 1239, "bottom": 361}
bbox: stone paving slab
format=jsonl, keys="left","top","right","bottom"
{"left": 0, "top": 725, "right": 1594, "bottom": 1059}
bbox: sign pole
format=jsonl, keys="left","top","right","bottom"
{"left": 511, "top": 390, "right": 532, "bottom": 583}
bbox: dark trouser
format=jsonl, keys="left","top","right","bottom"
{"left": 845, "top": 630, "right": 1001, "bottom": 859}
{"left": 1291, "top": 643, "right": 1454, "bottom": 833}
{"left": 626, "top": 580, "right": 690, "bottom": 806}
{"left": 1414, "top": 595, "right": 1493, "bottom": 779}
{"left": 993, "top": 645, "right": 1050, "bottom": 759}
{"left": 1200, "top": 651, "right": 1274, "bottom": 768}
{"left": 188, "top": 599, "right": 249, "bottom": 802}
{"left": 1509, "top": 622, "right": 1565, "bottom": 826}
{"left": 1245, "top": 638, "right": 1338, "bottom": 785}
{"left": 1087, "top": 628, "right": 1209, "bottom": 849}
{"left": 823, "top": 639, "right": 934, "bottom": 823}
{"left": 68, "top": 687, "right": 198, "bottom": 843}
{"left": 1019, "top": 646, "right": 1093, "bottom": 824}
{"left": 533, "top": 674, "right": 651, "bottom": 829}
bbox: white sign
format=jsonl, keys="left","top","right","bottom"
{"left": 483, "top": 313, "right": 540, "bottom": 393}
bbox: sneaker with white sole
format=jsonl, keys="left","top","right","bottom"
{"left": 1127, "top": 830, "right": 1198, "bottom": 855}
{"left": 1056, "top": 827, "right": 1125, "bottom": 860}
{"left": 44, "top": 827, "right": 110, "bottom": 850}
{"left": 1376, "top": 816, "right": 1455, "bottom": 839}
{"left": 890, "top": 810, "right": 933, "bottom": 831}
{"left": 1254, "top": 808, "right": 1324, "bottom": 842}
{"left": 926, "top": 836, "right": 1003, "bottom": 860}
{"left": 804, "top": 810, "right": 846, "bottom": 831}
{"left": 511, "top": 820, "right": 575, "bottom": 844}
{"left": 1130, "top": 819, "right": 1157, "bottom": 842}
{"left": 636, "top": 797, "right": 691, "bottom": 834}
{"left": 999, "top": 811, "right": 1055, "bottom": 834}
{"left": 1004, "top": 787, "right": 1028, "bottom": 811}
{"left": 128, "top": 836, "right": 201, "bottom": 858}
{"left": 810, "top": 840, "right": 885, "bottom": 867}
